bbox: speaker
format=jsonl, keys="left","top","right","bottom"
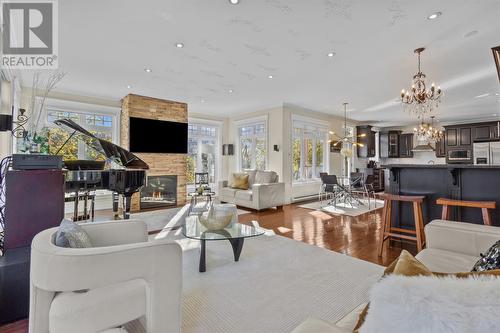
{"left": 0, "top": 114, "right": 12, "bottom": 131}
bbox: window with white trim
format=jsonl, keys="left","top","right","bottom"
{"left": 187, "top": 122, "right": 220, "bottom": 185}
{"left": 292, "top": 118, "right": 329, "bottom": 182}
{"left": 237, "top": 121, "right": 267, "bottom": 170}
{"left": 45, "top": 108, "right": 118, "bottom": 161}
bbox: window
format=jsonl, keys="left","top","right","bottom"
{"left": 46, "top": 107, "right": 117, "bottom": 161}
{"left": 292, "top": 117, "right": 328, "bottom": 182}
{"left": 187, "top": 122, "right": 220, "bottom": 185}
{"left": 237, "top": 121, "right": 267, "bottom": 170}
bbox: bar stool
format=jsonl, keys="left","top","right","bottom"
{"left": 436, "top": 198, "right": 496, "bottom": 226}
{"left": 378, "top": 193, "right": 426, "bottom": 257}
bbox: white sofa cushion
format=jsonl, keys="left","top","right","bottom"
{"left": 49, "top": 279, "right": 146, "bottom": 333}
{"left": 335, "top": 303, "right": 367, "bottom": 330}
{"left": 220, "top": 187, "right": 237, "bottom": 198}
{"left": 235, "top": 189, "right": 253, "bottom": 201}
{"left": 255, "top": 170, "right": 278, "bottom": 184}
{"left": 360, "top": 275, "right": 500, "bottom": 333}
{"left": 416, "top": 248, "right": 479, "bottom": 273}
{"left": 243, "top": 169, "right": 257, "bottom": 187}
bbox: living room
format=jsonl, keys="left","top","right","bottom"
{"left": 1, "top": 0, "right": 500, "bottom": 332}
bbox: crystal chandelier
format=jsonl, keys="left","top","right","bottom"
{"left": 413, "top": 116, "right": 443, "bottom": 143}
{"left": 328, "top": 102, "right": 365, "bottom": 149}
{"left": 401, "top": 48, "right": 442, "bottom": 118}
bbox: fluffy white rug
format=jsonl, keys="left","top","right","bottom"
{"left": 299, "top": 199, "right": 384, "bottom": 217}
{"left": 360, "top": 274, "right": 500, "bottom": 333}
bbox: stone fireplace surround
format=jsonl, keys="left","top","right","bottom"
{"left": 120, "top": 94, "right": 187, "bottom": 212}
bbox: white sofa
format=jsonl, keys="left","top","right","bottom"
{"left": 293, "top": 219, "right": 500, "bottom": 333}
{"left": 29, "top": 220, "right": 182, "bottom": 333}
{"left": 218, "top": 169, "right": 285, "bottom": 211}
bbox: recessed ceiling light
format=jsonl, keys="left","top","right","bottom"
{"left": 229, "top": 0, "right": 240, "bottom": 4}
{"left": 268, "top": 75, "right": 273, "bottom": 79}
{"left": 229, "top": 89, "right": 234, "bottom": 93}
{"left": 175, "top": 42, "right": 184, "bottom": 48}
{"left": 126, "top": 84, "right": 132, "bottom": 89}
{"left": 144, "top": 68, "right": 152, "bottom": 73}
{"left": 464, "top": 30, "right": 478, "bottom": 38}
{"left": 427, "top": 11, "right": 442, "bottom": 20}
{"left": 495, "top": 93, "right": 499, "bottom": 96}
{"left": 201, "top": 99, "right": 205, "bottom": 103}
{"left": 475, "top": 93, "right": 490, "bottom": 99}
{"left": 492, "top": 114, "right": 497, "bottom": 116}
{"left": 327, "top": 52, "right": 336, "bottom": 58}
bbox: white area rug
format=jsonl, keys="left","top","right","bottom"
{"left": 124, "top": 230, "right": 383, "bottom": 333}
{"left": 299, "top": 199, "right": 384, "bottom": 217}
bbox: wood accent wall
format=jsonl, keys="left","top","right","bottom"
{"left": 121, "top": 94, "right": 188, "bottom": 211}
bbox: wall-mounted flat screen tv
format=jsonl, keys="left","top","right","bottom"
{"left": 129, "top": 117, "right": 188, "bottom": 154}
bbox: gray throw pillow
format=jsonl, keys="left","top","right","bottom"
{"left": 55, "top": 219, "right": 93, "bottom": 248}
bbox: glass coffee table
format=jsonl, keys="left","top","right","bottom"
{"left": 182, "top": 216, "right": 265, "bottom": 272}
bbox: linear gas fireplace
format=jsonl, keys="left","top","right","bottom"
{"left": 140, "top": 175, "right": 177, "bottom": 210}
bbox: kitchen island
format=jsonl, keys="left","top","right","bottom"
{"left": 383, "top": 164, "right": 500, "bottom": 227}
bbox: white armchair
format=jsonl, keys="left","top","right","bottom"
{"left": 29, "top": 220, "right": 182, "bottom": 333}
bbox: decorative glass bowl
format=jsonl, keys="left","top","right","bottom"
{"left": 199, "top": 213, "right": 233, "bottom": 231}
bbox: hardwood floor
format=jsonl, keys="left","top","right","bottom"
{"left": 0, "top": 201, "right": 414, "bottom": 332}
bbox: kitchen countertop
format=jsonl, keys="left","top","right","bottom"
{"left": 382, "top": 164, "right": 500, "bottom": 169}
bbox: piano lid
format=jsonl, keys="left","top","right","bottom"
{"left": 54, "top": 118, "right": 149, "bottom": 170}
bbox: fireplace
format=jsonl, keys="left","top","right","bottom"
{"left": 140, "top": 175, "right": 177, "bottom": 210}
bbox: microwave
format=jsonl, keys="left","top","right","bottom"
{"left": 447, "top": 149, "right": 472, "bottom": 163}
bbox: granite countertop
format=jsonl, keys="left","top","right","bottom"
{"left": 382, "top": 164, "right": 500, "bottom": 169}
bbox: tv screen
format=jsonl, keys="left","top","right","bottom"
{"left": 129, "top": 117, "right": 188, "bottom": 154}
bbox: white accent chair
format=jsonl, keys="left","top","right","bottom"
{"left": 29, "top": 220, "right": 182, "bottom": 333}
{"left": 218, "top": 169, "right": 285, "bottom": 211}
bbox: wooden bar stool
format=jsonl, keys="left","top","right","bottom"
{"left": 436, "top": 198, "right": 496, "bottom": 226}
{"left": 378, "top": 194, "right": 426, "bottom": 257}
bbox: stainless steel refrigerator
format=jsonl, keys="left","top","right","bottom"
{"left": 473, "top": 141, "right": 500, "bottom": 165}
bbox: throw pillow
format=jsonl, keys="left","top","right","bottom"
{"left": 230, "top": 173, "right": 249, "bottom": 190}
{"left": 471, "top": 240, "right": 500, "bottom": 272}
{"left": 243, "top": 169, "right": 257, "bottom": 187}
{"left": 359, "top": 275, "right": 500, "bottom": 333}
{"left": 254, "top": 170, "right": 277, "bottom": 184}
{"left": 353, "top": 250, "right": 431, "bottom": 332}
{"left": 55, "top": 219, "right": 93, "bottom": 248}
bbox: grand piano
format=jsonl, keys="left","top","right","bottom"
{"left": 54, "top": 118, "right": 149, "bottom": 219}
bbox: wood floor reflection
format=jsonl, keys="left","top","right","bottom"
{"left": 238, "top": 202, "right": 416, "bottom": 267}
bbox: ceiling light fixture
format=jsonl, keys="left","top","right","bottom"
{"left": 144, "top": 68, "right": 152, "bottom": 73}
{"left": 268, "top": 75, "right": 273, "bottom": 79}
{"left": 475, "top": 93, "right": 490, "bottom": 99}
{"left": 427, "top": 11, "right": 442, "bottom": 20}
{"left": 175, "top": 42, "right": 184, "bottom": 48}
{"left": 400, "top": 47, "right": 442, "bottom": 119}
{"left": 229, "top": 89, "right": 234, "bottom": 93}
{"left": 201, "top": 99, "right": 205, "bottom": 103}
{"left": 126, "top": 85, "right": 132, "bottom": 89}
{"left": 464, "top": 30, "right": 478, "bottom": 38}
{"left": 328, "top": 103, "right": 365, "bottom": 149}
{"left": 229, "top": 0, "right": 240, "bottom": 4}
{"left": 327, "top": 52, "right": 335, "bottom": 57}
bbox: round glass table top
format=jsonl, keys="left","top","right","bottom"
{"left": 182, "top": 216, "right": 265, "bottom": 241}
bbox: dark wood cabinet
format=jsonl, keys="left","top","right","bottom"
{"left": 356, "top": 125, "right": 376, "bottom": 158}
{"left": 435, "top": 138, "right": 446, "bottom": 157}
{"left": 370, "top": 168, "right": 385, "bottom": 192}
{"left": 472, "top": 122, "right": 500, "bottom": 142}
{"left": 388, "top": 131, "right": 401, "bottom": 158}
{"left": 379, "top": 132, "right": 389, "bottom": 158}
{"left": 446, "top": 128, "right": 458, "bottom": 147}
{"left": 399, "top": 133, "right": 414, "bottom": 158}
{"left": 445, "top": 126, "right": 472, "bottom": 147}
{"left": 459, "top": 127, "right": 472, "bottom": 146}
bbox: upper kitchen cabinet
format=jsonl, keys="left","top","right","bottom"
{"left": 446, "top": 126, "right": 472, "bottom": 147}
{"left": 356, "top": 125, "right": 376, "bottom": 158}
{"left": 379, "top": 132, "right": 389, "bottom": 158}
{"left": 472, "top": 122, "right": 500, "bottom": 142}
{"left": 435, "top": 138, "right": 446, "bottom": 157}
{"left": 399, "top": 133, "right": 414, "bottom": 158}
{"left": 388, "top": 131, "right": 401, "bottom": 158}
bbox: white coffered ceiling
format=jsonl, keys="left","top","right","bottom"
{"left": 31, "top": 0, "right": 500, "bottom": 126}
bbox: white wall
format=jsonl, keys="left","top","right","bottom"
{"left": 223, "top": 104, "right": 360, "bottom": 203}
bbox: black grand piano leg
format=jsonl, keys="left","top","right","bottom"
{"left": 73, "top": 191, "right": 79, "bottom": 222}
{"left": 123, "top": 196, "right": 131, "bottom": 220}
{"left": 112, "top": 192, "right": 119, "bottom": 219}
